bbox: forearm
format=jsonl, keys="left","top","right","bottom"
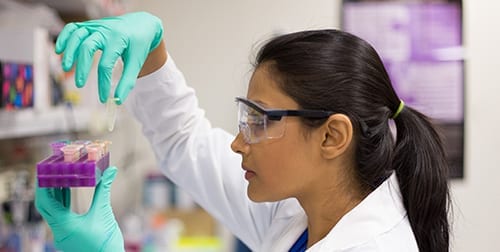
{"left": 139, "top": 40, "right": 168, "bottom": 78}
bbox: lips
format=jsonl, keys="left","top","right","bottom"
{"left": 242, "top": 165, "right": 256, "bottom": 180}
{"left": 244, "top": 170, "right": 256, "bottom": 180}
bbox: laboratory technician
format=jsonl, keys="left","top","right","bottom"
{"left": 35, "top": 12, "right": 451, "bottom": 252}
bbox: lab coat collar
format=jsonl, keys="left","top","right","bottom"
{"left": 310, "top": 172, "right": 408, "bottom": 250}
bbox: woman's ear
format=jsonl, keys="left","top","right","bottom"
{"left": 320, "top": 114, "right": 353, "bottom": 160}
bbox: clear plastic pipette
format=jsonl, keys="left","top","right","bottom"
{"left": 106, "top": 58, "right": 122, "bottom": 132}
{"left": 106, "top": 97, "right": 119, "bottom": 132}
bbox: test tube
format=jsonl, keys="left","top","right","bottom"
{"left": 85, "top": 144, "right": 103, "bottom": 161}
{"left": 61, "top": 144, "right": 84, "bottom": 162}
{"left": 50, "top": 140, "right": 69, "bottom": 155}
{"left": 94, "top": 140, "right": 111, "bottom": 154}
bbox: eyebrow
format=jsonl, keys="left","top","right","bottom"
{"left": 249, "top": 98, "right": 271, "bottom": 108}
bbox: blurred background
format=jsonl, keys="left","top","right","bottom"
{"left": 0, "top": 0, "right": 498, "bottom": 251}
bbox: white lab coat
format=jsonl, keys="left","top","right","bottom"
{"left": 125, "top": 57, "right": 420, "bottom": 251}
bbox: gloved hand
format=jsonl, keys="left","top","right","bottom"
{"left": 55, "top": 12, "right": 164, "bottom": 104}
{"left": 35, "top": 167, "right": 124, "bottom": 252}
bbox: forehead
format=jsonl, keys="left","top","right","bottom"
{"left": 247, "top": 65, "right": 298, "bottom": 109}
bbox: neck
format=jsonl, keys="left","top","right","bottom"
{"left": 297, "top": 175, "right": 367, "bottom": 248}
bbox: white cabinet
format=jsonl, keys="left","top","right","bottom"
{"left": 0, "top": 27, "right": 105, "bottom": 139}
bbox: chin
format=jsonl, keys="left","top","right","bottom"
{"left": 248, "top": 194, "right": 267, "bottom": 203}
{"left": 247, "top": 187, "right": 283, "bottom": 203}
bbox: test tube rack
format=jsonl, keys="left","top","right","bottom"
{"left": 37, "top": 140, "right": 110, "bottom": 187}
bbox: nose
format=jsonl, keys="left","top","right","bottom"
{"left": 231, "top": 132, "right": 248, "bottom": 154}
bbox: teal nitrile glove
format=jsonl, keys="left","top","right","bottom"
{"left": 55, "top": 12, "right": 164, "bottom": 104}
{"left": 35, "top": 167, "right": 124, "bottom": 252}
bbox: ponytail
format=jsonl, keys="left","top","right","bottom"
{"left": 393, "top": 106, "right": 450, "bottom": 252}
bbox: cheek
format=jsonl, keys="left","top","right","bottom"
{"left": 250, "top": 129, "right": 314, "bottom": 200}
{"left": 258, "top": 144, "right": 293, "bottom": 180}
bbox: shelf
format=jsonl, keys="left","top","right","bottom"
{"left": 16, "top": 0, "right": 129, "bottom": 20}
{"left": 0, "top": 106, "right": 91, "bottom": 139}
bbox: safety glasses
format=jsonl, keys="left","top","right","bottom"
{"left": 235, "top": 97, "right": 335, "bottom": 144}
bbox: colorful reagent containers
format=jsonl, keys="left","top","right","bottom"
{"left": 37, "top": 140, "right": 111, "bottom": 187}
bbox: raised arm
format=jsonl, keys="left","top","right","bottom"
{"left": 126, "top": 52, "right": 275, "bottom": 249}
{"left": 46, "top": 11, "right": 279, "bottom": 250}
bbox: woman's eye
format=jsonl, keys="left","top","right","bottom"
{"left": 247, "top": 115, "right": 264, "bottom": 124}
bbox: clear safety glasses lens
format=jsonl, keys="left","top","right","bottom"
{"left": 237, "top": 100, "right": 287, "bottom": 144}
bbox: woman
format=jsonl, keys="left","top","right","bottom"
{"left": 35, "top": 12, "right": 451, "bottom": 251}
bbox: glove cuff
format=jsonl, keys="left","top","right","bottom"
{"left": 150, "top": 17, "right": 164, "bottom": 52}
{"left": 99, "top": 223, "right": 125, "bottom": 252}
